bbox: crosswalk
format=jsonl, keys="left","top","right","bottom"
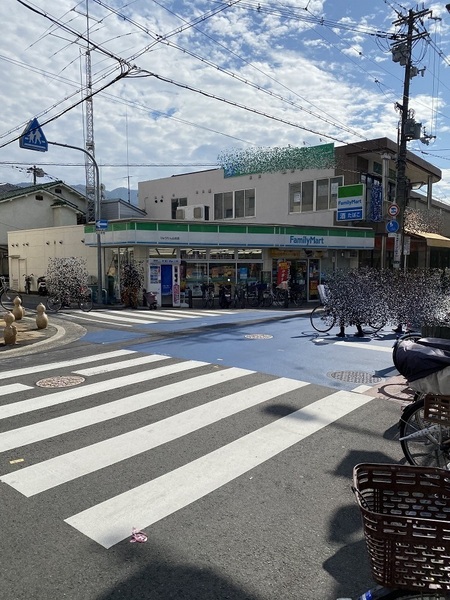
{"left": 56, "top": 307, "right": 307, "bottom": 328}
{"left": 60, "top": 307, "right": 242, "bottom": 327}
{"left": 0, "top": 348, "right": 374, "bottom": 549}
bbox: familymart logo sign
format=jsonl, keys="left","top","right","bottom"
{"left": 289, "top": 235, "right": 325, "bottom": 246}
{"left": 337, "top": 183, "right": 365, "bottom": 222}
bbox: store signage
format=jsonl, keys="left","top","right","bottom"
{"left": 337, "top": 184, "right": 365, "bottom": 221}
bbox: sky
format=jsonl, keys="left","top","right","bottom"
{"left": 1, "top": 0, "right": 450, "bottom": 203}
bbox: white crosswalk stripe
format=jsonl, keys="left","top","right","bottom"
{"left": 68, "top": 307, "right": 239, "bottom": 327}
{"left": 0, "top": 349, "right": 374, "bottom": 549}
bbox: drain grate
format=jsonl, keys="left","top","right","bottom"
{"left": 36, "top": 375, "right": 85, "bottom": 388}
{"left": 328, "top": 371, "right": 384, "bottom": 384}
{"left": 244, "top": 334, "right": 273, "bottom": 339}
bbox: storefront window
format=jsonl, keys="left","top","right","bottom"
{"left": 149, "top": 247, "right": 177, "bottom": 258}
{"left": 209, "top": 263, "right": 236, "bottom": 287}
{"left": 237, "top": 263, "right": 261, "bottom": 285}
{"left": 237, "top": 249, "right": 262, "bottom": 260}
{"left": 209, "top": 248, "right": 236, "bottom": 260}
{"left": 180, "top": 248, "right": 207, "bottom": 260}
{"left": 185, "top": 262, "right": 208, "bottom": 297}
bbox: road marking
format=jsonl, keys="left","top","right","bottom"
{"left": 2, "top": 377, "right": 303, "bottom": 496}
{"left": 73, "top": 311, "right": 159, "bottom": 324}
{"left": 0, "top": 383, "right": 32, "bottom": 396}
{"left": 65, "top": 389, "right": 373, "bottom": 548}
{"left": 0, "top": 367, "right": 253, "bottom": 453}
{"left": 0, "top": 357, "right": 202, "bottom": 422}
{"left": 0, "top": 349, "right": 136, "bottom": 380}
{"left": 72, "top": 354, "right": 171, "bottom": 376}
{"left": 118, "top": 310, "right": 179, "bottom": 322}
{"left": 335, "top": 341, "right": 393, "bottom": 353}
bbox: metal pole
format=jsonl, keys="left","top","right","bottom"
{"left": 48, "top": 141, "right": 103, "bottom": 306}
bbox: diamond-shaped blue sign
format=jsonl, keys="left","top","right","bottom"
{"left": 19, "top": 118, "right": 48, "bottom": 152}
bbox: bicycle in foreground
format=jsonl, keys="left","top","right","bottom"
{"left": 46, "top": 286, "right": 93, "bottom": 313}
{"left": 0, "top": 275, "right": 21, "bottom": 311}
{"left": 393, "top": 334, "right": 450, "bottom": 469}
{"left": 338, "top": 462, "right": 450, "bottom": 600}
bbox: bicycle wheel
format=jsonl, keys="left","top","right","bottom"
{"left": 310, "top": 305, "right": 335, "bottom": 333}
{"left": 290, "top": 290, "right": 305, "bottom": 307}
{"left": 399, "top": 395, "right": 450, "bottom": 468}
{"left": 0, "top": 288, "right": 21, "bottom": 311}
{"left": 207, "top": 296, "right": 214, "bottom": 309}
{"left": 246, "top": 292, "right": 259, "bottom": 307}
{"left": 79, "top": 296, "right": 93, "bottom": 312}
{"left": 262, "top": 293, "right": 273, "bottom": 308}
{"left": 46, "top": 296, "right": 62, "bottom": 313}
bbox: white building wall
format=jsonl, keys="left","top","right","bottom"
{"left": 138, "top": 167, "right": 336, "bottom": 226}
{"left": 8, "top": 225, "right": 97, "bottom": 292}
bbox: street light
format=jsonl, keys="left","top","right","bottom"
{"left": 48, "top": 141, "right": 103, "bottom": 306}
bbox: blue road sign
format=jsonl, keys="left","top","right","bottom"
{"left": 386, "top": 220, "right": 400, "bottom": 233}
{"left": 96, "top": 219, "right": 108, "bottom": 230}
{"left": 19, "top": 118, "right": 48, "bottom": 152}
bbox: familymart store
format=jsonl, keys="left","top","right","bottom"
{"left": 84, "top": 220, "right": 374, "bottom": 307}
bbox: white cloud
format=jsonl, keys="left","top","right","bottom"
{"left": 0, "top": 0, "right": 448, "bottom": 206}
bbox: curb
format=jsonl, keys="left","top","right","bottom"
{"left": 0, "top": 315, "right": 86, "bottom": 358}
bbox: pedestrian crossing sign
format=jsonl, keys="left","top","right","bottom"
{"left": 19, "top": 118, "right": 48, "bottom": 152}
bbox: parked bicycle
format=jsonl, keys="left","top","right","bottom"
{"left": 0, "top": 275, "right": 21, "bottom": 311}
{"left": 201, "top": 283, "right": 215, "bottom": 309}
{"left": 393, "top": 334, "right": 450, "bottom": 468}
{"left": 46, "top": 286, "right": 93, "bottom": 313}
{"left": 310, "top": 284, "right": 386, "bottom": 334}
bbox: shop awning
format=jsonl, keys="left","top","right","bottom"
{"left": 415, "top": 231, "right": 450, "bottom": 248}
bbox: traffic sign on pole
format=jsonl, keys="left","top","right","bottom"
{"left": 387, "top": 203, "right": 400, "bottom": 217}
{"left": 386, "top": 220, "right": 400, "bottom": 233}
{"left": 19, "top": 118, "right": 48, "bottom": 152}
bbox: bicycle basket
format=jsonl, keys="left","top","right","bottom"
{"left": 424, "top": 394, "right": 450, "bottom": 426}
{"left": 353, "top": 463, "right": 450, "bottom": 592}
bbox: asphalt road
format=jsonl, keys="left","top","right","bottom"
{"left": 0, "top": 306, "right": 408, "bottom": 600}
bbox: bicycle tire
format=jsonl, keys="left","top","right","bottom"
{"left": 0, "top": 288, "right": 21, "bottom": 311}
{"left": 46, "top": 296, "right": 62, "bottom": 313}
{"left": 310, "top": 305, "right": 335, "bottom": 333}
{"left": 246, "top": 293, "right": 259, "bottom": 308}
{"left": 79, "top": 297, "right": 93, "bottom": 312}
{"left": 399, "top": 395, "right": 450, "bottom": 468}
{"left": 290, "top": 291, "right": 305, "bottom": 307}
{"left": 263, "top": 293, "right": 273, "bottom": 308}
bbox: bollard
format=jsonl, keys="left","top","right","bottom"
{"left": 36, "top": 303, "right": 48, "bottom": 329}
{"left": 3, "top": 311, "right": 17, "bottom": 345}
{"left": 12, "top": 296, "right": 24, "bottom": 321}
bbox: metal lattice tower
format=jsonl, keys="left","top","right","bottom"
{"left": 84, "top": 2, "right": 96, "bottom": 223}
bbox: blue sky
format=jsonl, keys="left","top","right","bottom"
{"left": 1, "top": 0, "right": 450, "bottom": 202}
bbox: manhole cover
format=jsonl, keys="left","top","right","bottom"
{"left": 328, "top": 371, "right": 384, "bottom": 384}
{"left": 36, "top": 375, "right": 85, "bottom": 388}
{"left": 244, "top": 334, "right": 273, "bottom": 339}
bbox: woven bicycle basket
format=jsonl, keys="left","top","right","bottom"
{"left": 353, "top": 463, "right": 450, "bottom": 592}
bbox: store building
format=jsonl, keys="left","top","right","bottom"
{"left": 8, "top": 138, "right": 449, "bottom": 306}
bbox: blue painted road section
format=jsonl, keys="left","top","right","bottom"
{"left": 126, "top": 312, "right": 398, "bottom": 391}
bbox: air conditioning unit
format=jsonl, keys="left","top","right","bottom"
{"left": 176, "top": 205, "right": 209, "bottom": 221}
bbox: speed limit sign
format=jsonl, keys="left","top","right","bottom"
{"left": 388, "top": 203, "right": 400, "bottom": 217}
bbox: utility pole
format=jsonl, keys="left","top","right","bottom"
{"left": 391, "top": 7, "right": 431, "bottom": 268}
